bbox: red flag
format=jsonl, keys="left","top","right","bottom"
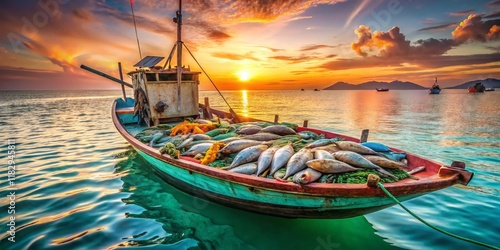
{"left": 130, "top": 0, "right": 134, "bottom": 6}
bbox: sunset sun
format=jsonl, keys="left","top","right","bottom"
{"left": 236, "top": 70, "right": 251, "bottom": 81}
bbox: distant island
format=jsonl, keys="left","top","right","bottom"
{"left": 323, "top": 80, "right": 425, "bottom": 90}
{"left": 323, "top": 78, "right": 499, "bottom": 90}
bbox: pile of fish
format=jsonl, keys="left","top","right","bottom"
{"left": 135, "top": 120, "right": 413, "bottom": 185}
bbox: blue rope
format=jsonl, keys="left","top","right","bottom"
{"left": 378, "top": 182, "right": 499, "bottom": 250}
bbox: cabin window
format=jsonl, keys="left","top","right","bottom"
{"left": 158, "top": 73, "right": 176, "bottom": 81}
{"left": 146, "top": 73, "right": 157, "bottom": 81}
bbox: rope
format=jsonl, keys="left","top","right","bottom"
{"left": 182, "top": 43, "right": 234, "bottom": 112}
{"left": 377, "top": 182, "right": 499, "bottom": 250}
{"left": 130, "top": 1, "right": 142, "bottom": 60}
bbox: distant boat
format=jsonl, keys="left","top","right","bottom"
{"left": 429, "top": 77, "right": 441, "bottom": 94}
{"left": 485, "top": 88, "right": 495, "bottom": 92}
{"left": 376, "top": 88, "right": 389, "bottom": 92}
{"left": 468, "top": 82, "right": 486, "bottom": 93}
{"left": 301, "top": 88, "right": 305, "bottom": 91}
{"left": 314, "top": 88, "right": 320, "bottom": 91}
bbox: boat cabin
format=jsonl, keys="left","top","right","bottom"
{"left": 129, "top": 56, "right": 201, "bottom": 126}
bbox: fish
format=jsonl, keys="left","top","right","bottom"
{"left": 333, "top": 151, "right": 398, "bottom": 180}
{"left": 314, "top": 145, "right": 341, "bottom": 153}
{"left": 149, "top": 132, "right": 165, "bottom": 147}
{"left": 305, "top": 139, "right": 335, "bottom": 149}
{"left": 361, "top": 142, "right": 391, "bottom": 152}
{"left": 223, "top": 145, "right": 269, "bottom": 170}
{"left": 219, "top": 137, "right": 241, "bottom": 144}
{"left": 186, "top": 139, "right": 216, "bottom": 148}
{"left": 282, "top": 148, "right": 313, "bottom": 180}
{"left": 176, "top": 137, "right": 193, "bottom": 149}
{"left": 228, "top": 162, "right": 258, "bottom": 175}
{"left": 298, "top": 131, "right": 318, "bottom": 140}
{"left": 212, "top": 132, "right": 238, "bottom": 141}
{"left": 256, "top": 145, "right": 280, "bottom": 176}
{"left": 219, "top": 139, "right": 262, "bottom": 154}
{"left": 236, "top": 125, "right": 262, "bottom": 135}
{"left": 363, "top": 155, "right": 407, "bottom": 169}
{"left": 270, "top": 143, "right": 295, "bottom": 175}
{"left": 181, "top": 142, "right": 213, "bottom": 156}
{"left": 193, "top": 119, "right": 213, "bottom": 124}
{"left": 190, "top": 134, "right": 212, "bottom": 141}
{"left": 292, "top": 168, "right": 323, "bottom": 184}
{"left": 204, "top": 128, "right": 229, "bottom": 137}
{"left": 333, "top": 141, "right": 381, "bottom": 155}
{"left": 306, "top": 159, "right": 359, "bottom": 174}
{"left": 260, "top": 125, "right": 297, "bottom": 135}
{"left": 242, "top": 132, "right": 282, "bottom": 141}
{"left": 313, "top": 149, "right": 334, "bottom": 160}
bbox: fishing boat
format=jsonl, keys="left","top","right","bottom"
{"left": 468, "top": 82, "right": 486, "bottom": 93}
{"left": 429, "top": 77, "right": 441, "bottom": 94}
{"left": 82, "top": 1, "right": 473, "bottom": 219}
{"left": 376, "top": 88, "right": 389, "bottom": 92}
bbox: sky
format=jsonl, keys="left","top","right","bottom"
{"left": 0, "top": 0, "right": 499, "bottom": 90}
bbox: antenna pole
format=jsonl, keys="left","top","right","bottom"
{"left": 130, "top": 0, "right": 142, "bottom": 60}
{"left": 176, "top": 0, "right": 182, "bottom": 112}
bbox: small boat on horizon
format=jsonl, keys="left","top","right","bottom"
{"left": 468, "top": 82, "right": 486, "bottom": 93}
{"left": 429, "top": 77, "right": 441, "bottom": 94}
{"left": 376, "top": 88, "right": 389, "bottom": 92}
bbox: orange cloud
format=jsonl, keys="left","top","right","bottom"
{"left": 452, "top": 14, "right": 500, "bottom": 43}
{"left": 351, "top": 25, "right": 455, "bottom": 58}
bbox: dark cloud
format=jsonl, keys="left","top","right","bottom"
{"left": 484, "top": 10, "right": 500, "bottom": 19}
{"left": 487, "top": 1, "right": 500, "bottom": 7}
{"left": 449, "top": 10, "right": 475, "bottom": 16}
{"left": 300, "top": 44, "right": 338, "bottom": 51}
{"left": 418, "top": 23, "right": 457, "bottom": 31}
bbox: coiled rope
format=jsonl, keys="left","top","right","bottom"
{"left": 378, "top": 182, "right": 499, "bottom": 249}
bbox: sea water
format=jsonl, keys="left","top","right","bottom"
{"left": 0, "top": 89, "right": 498, "bottom": 250}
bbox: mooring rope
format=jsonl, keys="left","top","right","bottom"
{"left": 182, "top": 43, "right": 235, "bottom": 112}
{"left": 377, "top": 182, "right": 498, "bottom": 249}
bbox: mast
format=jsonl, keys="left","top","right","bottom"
{"left": 176, "top": 0, "right": 182, "bottom": 112}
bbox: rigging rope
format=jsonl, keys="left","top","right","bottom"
{"left": 130, "top": 0, "right": 142, "bottom": 60}
{"left": 183, "top": 43, "right": 235, "bottom": 112}
{"left": 377, "top": 182, "right": 499, "bottom": 250}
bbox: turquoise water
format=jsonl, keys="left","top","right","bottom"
{"left": 0, "top": 89, "right": 499, "bottom": 250}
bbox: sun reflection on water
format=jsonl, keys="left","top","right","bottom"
{"left": 241, "top": 89, "right": 249, "bottom": 117}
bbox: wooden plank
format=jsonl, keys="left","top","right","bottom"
{"left": 203, "top": 97, "right": 213, "bottom": 119}
{"left": 118, "top": 62, "right": 127, "bottom": 101}
{"left": 360, "top": 129, "right": 369, "bottom": 143}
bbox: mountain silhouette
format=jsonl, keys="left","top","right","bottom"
{"left": 445, "top": 78, "right": 500, "bottom": 89}
{"left": 323, "top": 80, "right": 425, "bottom": 90}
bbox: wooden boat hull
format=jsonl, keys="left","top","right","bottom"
{"left": 376, "top": 88, "right": 389, "bottom": 92}
{"left": 429, "top": 88, "right": 441, "bottom": 94}
{"left": 113, "top": 98, "right": 473, "bottom": 219}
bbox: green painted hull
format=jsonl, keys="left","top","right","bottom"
{"left": 135, "top": 149, "right": 421, "bottom": 218}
